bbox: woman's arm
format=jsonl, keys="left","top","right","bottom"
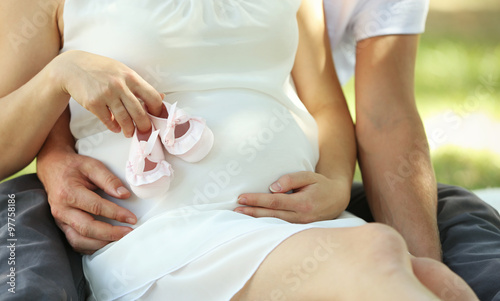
{"left": 292, "top": 0, "right": 356, "bottom": 186}
{"left": 0, "top": 1, "right": 68, "bottom": 179}
{"left": 355, "top": 35, "right": 441, "bottom": 260}
{"left": 235, "top": 0, "right": 356, "bottom": 222}
{"left": 0, "top": 1, "right": 163, "bottom": 180}
{"left": 1, "top": 1, "right": 163, "bottom": 252}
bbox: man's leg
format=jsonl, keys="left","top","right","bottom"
{"left": 0, "top": 174, "right": 85, "bottom": 301}
{"left": 347, "top": 182, "right": 500, "bottom": 301}
{"left": 437, "top": 184, "right": 500, "bottom": 301}
{"left": 347, "top": 182, "right": 375, "bottom": 222}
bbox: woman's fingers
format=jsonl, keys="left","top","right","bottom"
{"left": 236, "top": 191, "right": 316, "bottom": 223}
{"left": 237, "top": 171, "right": 318, "bottom": 213}
{"left": 98, "top": 89, "right": 158, "bottom": 137}
{"left": 130, "top": 74, "right": 164, "bottom": 117}
{"left": 108, "top": 100, "right": 135, "bottom": 137}
{"left": 238, "top": 193, "right": 294, "bottom": 211}
{"left": 102, "top": 74, "right": 163, "bottom": 135}
{"left": 120, "top": 89, "right": 155, "bottom": 133}
{"left": 236, "top": 171, "right": 349, "bottom": 223}
{"left": 62, "top": 50, "right": 163, "bottom": 135}
{"left": 269, "top": 171, "right": 318, "bottom": 193}
{"left": 234, "top": 206, "right": 298, "bottom": 222}
{"left": 86, "top": 99, "right": 121, "bottom": 133}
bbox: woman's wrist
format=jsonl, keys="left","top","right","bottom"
{"left": 316, "top": 160, "right": 355, "bottom": 183}
{"left": 44, "top": 51, "right": 74, "bottom": 99}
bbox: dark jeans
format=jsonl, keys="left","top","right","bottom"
{"left": 1, "top": 175, "right": 500, "bottom": 300}
{"left": 349, "top": 182, "right": 500, "bottom": 301}
{"left": 0, "top": 174, "right": 85, "bottom": 301}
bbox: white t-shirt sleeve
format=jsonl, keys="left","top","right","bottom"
{"left": 352, "top": 0, "right": 429, "bottom": 41}
{"left": 324, "top": 0, "right": 430, "bottom": 85}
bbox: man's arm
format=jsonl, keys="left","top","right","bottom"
{"left": 37, "top": 108, "right": 137, "bottom": 254}
{"left": 355, "top": 34, "right": 441, "bottom": 260}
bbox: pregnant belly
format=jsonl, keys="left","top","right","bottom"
{"left": 74, "top": 89, "right": 319, "bottom": 224}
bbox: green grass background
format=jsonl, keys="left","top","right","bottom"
{"left": 5, "top": 2, "right": 500, "bottom": 190}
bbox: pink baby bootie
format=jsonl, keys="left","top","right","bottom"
{"left": 148, "top": 101, "right": 214, "bottom": 163}
{"left": 126, "top": 124, "right": 173, "bottom": 199}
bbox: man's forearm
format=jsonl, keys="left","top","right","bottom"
{"left": 357, "top": 116, "right": 441, "bottom": 260}
{"left": 37, "top": 107, "right": 76, "bottom": 183}
{"left": 354, "top": 35, "right": 441, "bottom": 260}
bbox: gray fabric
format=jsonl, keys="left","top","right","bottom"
{"left": 0, "top": 174, "right": 85, "bottom": 301}
{"left": 438, "top": 184, "right": 500, "bottom": 301}
{"left": 348, "top": 182, "right": 500, "bottom": 301}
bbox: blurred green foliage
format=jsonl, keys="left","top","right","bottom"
{"left": 432, "top": 147, "right": 500, "bottom": 190}
{"left": 416, "top": 10, "right": 500, "bottom": 119}
{"left": 416, "top": 7, "right": 500, "bottom": 189}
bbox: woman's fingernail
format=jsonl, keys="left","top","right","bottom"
{"left": 237, "top": 197, "right": 247, "bottom": 205}
{"left": 269, "top": 182, "right": 282, "bottom": 192}
{"left": 117, "top": 186, "right": 129, "bottom": 196}
{"left": 126, "top": 217, "right": 136, "bottom": 225}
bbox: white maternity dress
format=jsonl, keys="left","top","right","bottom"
{"left": 62, "top": 0, "right": 366, "bottom": 300}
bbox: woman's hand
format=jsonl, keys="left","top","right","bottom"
{"left": 235, "top": 171, "right": 351, "bottom": 223}
{"left": 51, "top": 50, "right": 164, "bottom": 137}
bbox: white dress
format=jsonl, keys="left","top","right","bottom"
{"left": 62, "top": 1, "right": 366, "bottom": 300}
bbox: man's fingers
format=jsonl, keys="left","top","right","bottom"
{"left": 69, "top": 187, "right": 136, "bottom": 224}
{"left": 59, "top": 222, "right": 110, "bottom": 255}
{"left": 57, "top": 207, "right": 133, "bottom": 242}
{"left": 269, "top": 171, "right": 317, "bottom": 193}
{"left": 80, "top": 158, "right": 131, "bottom": 200}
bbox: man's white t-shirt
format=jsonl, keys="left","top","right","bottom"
{"left": 324, "top": 0, "right": 430, "bottom": 85}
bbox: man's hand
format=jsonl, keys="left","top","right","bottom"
{"left": 235, "top": 171, "right": 350, "bottom": 223}
{"left": 37, "top": 148, "right": 137, "bottom": 254}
